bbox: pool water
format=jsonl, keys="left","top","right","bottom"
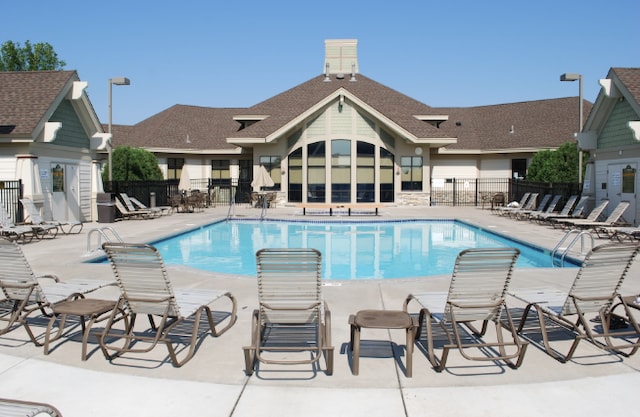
{"left": 152, "top": 219, "right": 576, "bottom": 280}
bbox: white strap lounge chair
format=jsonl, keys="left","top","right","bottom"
{"left": 0, "top": 237, "right": 112, "bottom": 346}
{"left": 244, "top": 248, "right": 334, "bottom": 375}
{"left": 20, "top": 198, "right": 82, "bottom": 235}
{"left": 404, "top": 247, "right": 527, "bottom": 372}
{"left": 509, "top": 242, "right": 640, "bottom": 362}
{"left": 100, "top": 242, "right": 237, "bottom": 367}
{"left": 0, "top": 398, "right": 63, "bottom": 416}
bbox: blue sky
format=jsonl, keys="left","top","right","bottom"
{"left": 5, "top": 1, "right": 639, "bottom": 125}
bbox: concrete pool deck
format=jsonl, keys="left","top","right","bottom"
{"left": 2, "top": 204, "right": 639, "bottom": 416}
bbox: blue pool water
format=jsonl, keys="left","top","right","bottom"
{"left": 150, "top": 219, "right": 577, "bottom": 280}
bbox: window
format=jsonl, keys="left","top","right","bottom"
{"left": 211, "top": 160, "right": 230, "bottom": 186}
{"left": 331, "top": 139, "right": 351, "bottom": 203}
{"left": 307, "top": 142, "right": 326, "bottom": 202}
{"left": 288, "top": 148, "right": 303, "bottom": 202}
{"left": 167, "top": 158, "right": 184, "bottom": 180}
{"left": 380, "top": 148, "right": 394, "bottom": 202}
{"left": 356, "top": 141, "right": 374, "bottom": 202}
{"left": 400, "top": 156, "right": 422, "bottom": 191}
{"left": 259, "top": 155, "right": 281, "bottom": 190}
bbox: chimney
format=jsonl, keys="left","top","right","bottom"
{"left": 324, "top": 39, "right": 359, "bottom": 77}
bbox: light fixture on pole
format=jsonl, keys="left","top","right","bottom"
{"left": 107, "top": 77, "right": 131, "bottom": 181}
{"left": 560, "top": 72, "right": 583, "bottom": 184}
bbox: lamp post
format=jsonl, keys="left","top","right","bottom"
{"left": 560, "top": 72, "right": 583, "bottom": 184}
{"left": 108, "top": 77, "right": 131, "bottom": 181}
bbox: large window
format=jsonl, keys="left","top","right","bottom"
{"left": 400, "top": 156, "right": 422, "bottom": 191}
{"left": 288, "top": 148, "right": 303, "bottom": 202}
{"left": 380, "top": 148, "right": 394, "bottom": 202}
{"left": 259, "top": 156, "right": 281, "bottom": 190}
{"left": 307, "top": 142, "right": 326, "bottom": 202}
{"left": 356, "top": 141, "right": 375, "bottom": 202}
{"left": 211, "top": 160, "right": 230, "bottom": 186}
{"left": 167, "top": 158, "right": 184, "bottom": 180}
{"left": 331, "top": 139, "right": 351, "bottom": 203}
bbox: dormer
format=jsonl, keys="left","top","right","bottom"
{"left": 233, "top": 115, "right": 269, "bottom": 130}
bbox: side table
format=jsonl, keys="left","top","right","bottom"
{"left": 348, "top": 309, "right": 416, "bottom": 377}
{"left": 44, "top": 298, "right": 117, "bottom": 361}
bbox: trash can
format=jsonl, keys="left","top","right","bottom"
{"left": 97, "top": 193, "right": 115, "bottom": 223}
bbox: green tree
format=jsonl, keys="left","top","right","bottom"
{"left": 0, "top": 40, "right": 66, "bottom": 71}
{"left": 527, "top": 141, "right": 582, "bottom": 182}
{"left": 103, "top": 146, "right": 164, "bottom": 182}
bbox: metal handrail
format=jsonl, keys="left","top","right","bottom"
{"left": 86, "top": 226, "right": 123, "bottom": 253}
{"left": 551, "top": 229, "right": 594, "bottom": 267}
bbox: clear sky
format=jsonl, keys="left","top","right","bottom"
{"left": 4, "top": 0, "right": 639, "bottom": 126}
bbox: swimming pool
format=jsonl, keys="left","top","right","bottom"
{"left": 150, "top": 219, "right": 577, "bottom": 280}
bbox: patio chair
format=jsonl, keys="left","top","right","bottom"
{"left": 509, "top": 242, "right": 640, "bottom": 362}
{"left": 20, "top": 198, "right": 83, "bottom": 234}
{"left": 531, "top": 195, "right": 580, "bottom": 223}
{"left": 403, "top": 247, "right": 527, "bottom": 372}
{"left": 0, "top": 398, "right": 63, "bottom": 416}
{"left": 549, "top": 199, "right": 609, "bottom": 229}
{"left": 505, "top": 193, "right": 539, "bottom": 218}
{"left": 243, "top": 248, "right": 334, "bottom": 375}
{"left": 0, "top": 204, "right": 37, "bottom": 243}
{"left": 99, "top": 242, "right": 237, "bottom": 367}
{"left": 0, "top": 237, "right": 113, "bottom": 346}
{"left": 519, "top": 194, "right": 561, "bottom": 221}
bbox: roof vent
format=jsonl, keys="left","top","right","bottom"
{"left": 350, "top": 63, "right": 357, "bottom": 82}
{"left": 324, "top": 63, "right": 331, "bottom": 82}
{"left": 336, "top": 73, "right": 345, "bottom": 80}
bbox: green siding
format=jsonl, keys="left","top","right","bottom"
{"left": 50, "top": 100, "right": 90, "bottom": 148}
{"left": 599, "top": 100, "right": 637, "bottom": 149}
{"left": 307, "top": 113, "right": 326, "bottom": 138}
{"left": 356, "top": 111, "right": 375, "bottom": 136}
{"left": 330, "top": 102, "right": 352, "bottom": 135}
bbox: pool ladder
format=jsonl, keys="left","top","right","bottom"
{"left": 86, "top": 226, "right": 123, "bottom": 253}
{"left": 551, "top": 229, "right": 594, "bottom": 267}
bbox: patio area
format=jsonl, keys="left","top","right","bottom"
{"left": 2, "top": 204, "right": 639, "bottom": 417}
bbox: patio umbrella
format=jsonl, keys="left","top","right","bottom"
{"left": 251, "top": 165, "right": 274, "bottom": 190}
{"left": 178, "top": 169, "right": 191, "bottom": 191}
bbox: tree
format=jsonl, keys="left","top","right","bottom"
{"left": 0, "top": 40, "right": 66, "bottom": 71}
{"left": 103, "top": 146, "right": 164, "bottom": 182}
{"left": 527, "top": 141, "right": 582, "bottom": 183}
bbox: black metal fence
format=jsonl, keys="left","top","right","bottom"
{"left": 430, "top": 178, "right": 581, "bottom": 208}
{"left": 0, "top": 180, "right": 23, "bottom": 221}
{"left": 106, "top": 179, "right": 254, "bottom": 207}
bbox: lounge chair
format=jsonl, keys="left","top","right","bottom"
{"left": 0, "top": 237, "right": 113, "bottom": 346}
{"left": 99, "top": 242, "right": 237, "bottom": 367}
{"left": 603, "top": 226, "right": 640, "bottom": 242}
{"left": 531, "top": 195, "right": 580, "bottom": 223}
{"left": 549, "top": 199, "right": 609, "bottom": 229}
{"left": 129, "top": 195, "right": 172, "bottom": 216}
{"left": 514, "top": 193, "right": 555, "bottom": 220}
{"left": 494, "top": 192, "right": 531, "bottom": 216}
{"left": 0, "top": 398, "right": 63, "bottom": 416}
{"left": 559, "top": 201, "right": 630, "bottom": 237}
{"left": 403, "top": 247, "right": 527, "bottom": 372}
{"left": 20, "top": 198, "right": 83, "bottom": 234}
{"left": 243, "top": 248, "right": 334, "bottom": 375}
{"left": 118, "top": 193, "right": 159, "bottom": 218}
{"left": 509, "top": 242, "right": 640, "bottom": 362}
{"left": 114, "top": 199, "right": 154, "bottom": 220}
{"left": 0, "top": 204, "right": 36, "bottom": 243}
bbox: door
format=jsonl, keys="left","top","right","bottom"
{"left": 607, "top": 163, "right": 636, "bottom": 225}
{"left": 50, "top": 163, "right": 81, "bottom": 222}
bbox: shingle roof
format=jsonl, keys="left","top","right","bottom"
{"left": 115, "top": 72, "right": 592, "bottom": 152}
{"left": 0, "top": 70, "right": 77, "bottom": 135}
{"left": 612, "top": 68, "right": 640, "bottom": 103}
